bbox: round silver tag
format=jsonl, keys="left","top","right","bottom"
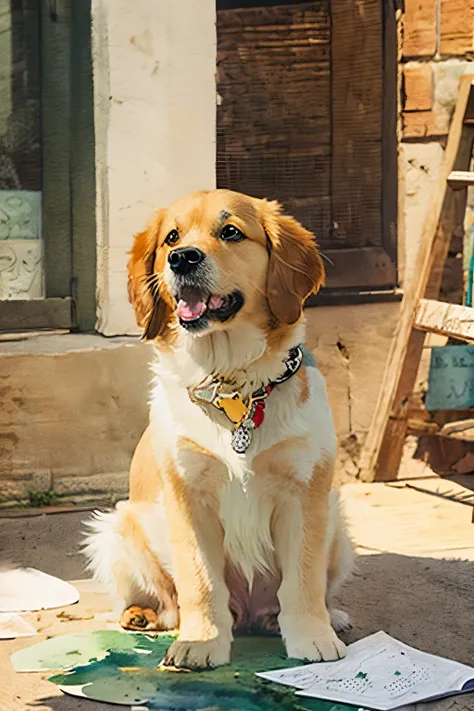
{"left": 231, "top": 423, "right": 253, "bottom": 453}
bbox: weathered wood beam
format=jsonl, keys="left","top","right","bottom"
{"left": 414, "top": 298, "right": 474, "bottom": 343}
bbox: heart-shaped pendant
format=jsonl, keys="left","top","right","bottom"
{"left": 215, "top": 392, "right": 249, "bottom": 424}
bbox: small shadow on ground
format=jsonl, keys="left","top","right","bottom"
{"left": 29, "top": 697, "right": 124, "bottom": 711}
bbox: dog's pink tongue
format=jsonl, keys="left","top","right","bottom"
{"left": 177, "top": 299, "right": 206, "bottom": 321}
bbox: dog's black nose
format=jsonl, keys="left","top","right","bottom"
{"left": 168, "top": 247, "right": 205, "bottom": 274}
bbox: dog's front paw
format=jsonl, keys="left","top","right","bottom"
{"left": 164, "top": 636, "right": 231, "bottom": 669}
{"left": 284, "top": 619, "right": 347, "bottom": 662}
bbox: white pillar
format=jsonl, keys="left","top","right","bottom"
{"left": 92, "top": 0, "right": 216, "bottom": 335}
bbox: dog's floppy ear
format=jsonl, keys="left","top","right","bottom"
{"left": 127, "top": 209, "right": 171, "bottom": 340}
{"left": 260, "top": 200, "right": 325, "bottom": 324}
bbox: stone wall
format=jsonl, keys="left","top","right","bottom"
{"left": 0, "top": 304, "right": 400, "bottom": 505}
{"left": 305, "top": 302, "right": 401, "bottom": 482}
{"left": 0, "top": 334, "right": 151, "bottom": 505}
{"left": 400, "top": 0, "right": 474, "bottom": 295}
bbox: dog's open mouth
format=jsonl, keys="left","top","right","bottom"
{"left": 175, "top": 289, "right": 244, "bottom": 331}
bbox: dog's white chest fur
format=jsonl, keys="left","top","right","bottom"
{"left": 149, "top": 349, "right": 337, "bottom": 584}
{"left": 219, "top": 477, "right": 276, "bottom": 584}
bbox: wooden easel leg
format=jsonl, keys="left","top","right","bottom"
{"left": 368, "top": 330, "right": 426, "bottom": 482}
{"left": 359, "top": 76, "right": 474, "bottom": 483}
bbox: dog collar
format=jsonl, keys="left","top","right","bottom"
{"left": 188, "top": 345, "right": 304, "bottom": 454}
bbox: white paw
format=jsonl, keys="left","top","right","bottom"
{"left": 284, "top": 620, "right": 347, "bottom": 662}
{"left": 164, "top": 636, "right": 231, "bottom": 669}
{"left": 330, "top": 608, "right": 352, "bottom": 633}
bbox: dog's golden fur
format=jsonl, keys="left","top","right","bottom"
{"left": 85, "top": 189, "right": 354, "bottom": 669}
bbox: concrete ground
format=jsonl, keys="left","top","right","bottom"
{"left": 1, "top": 476, "right": 474, "bottom": 711}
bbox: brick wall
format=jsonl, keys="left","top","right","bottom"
{"left": 402, "top": 0, "right": 474, "bottom": 140}
{"left": 400, "top": 0, "right": 474, "bottom": 302}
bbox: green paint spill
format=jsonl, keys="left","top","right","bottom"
{"left": 19, "top": 630, "right": 359, "bottom": 711}
{"left": 355, "top": 672, "right": 368, "bottom": 680}
{"left": 12, "top": 629, "right": 172, "bottom": 672}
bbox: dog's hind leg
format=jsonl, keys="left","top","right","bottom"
{"left": 83, "top": 499, "right": 178, "bottom": 631}
{"left": 326, "top": 489, "right": 355, "bottom": 633}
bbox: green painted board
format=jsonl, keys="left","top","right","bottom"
{"left": 426, "top": 345, "right": 474, "bottom": 411}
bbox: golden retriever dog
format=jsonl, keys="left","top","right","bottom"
{"left": 84, "top": 189, "right": 354, "bottom": 669}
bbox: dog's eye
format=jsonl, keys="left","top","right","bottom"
{"left": 164, "top": 229, "right": 179, "bottom": 246}
{"left": 220, "top": 225, "right": 245, "bottom": 242}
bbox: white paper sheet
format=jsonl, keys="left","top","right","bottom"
{"left": 257, "top": 632, "right": 474, "bottom": 710}
{"left": 0, "top": 567, "right": 79, "bottom": 612}
{"left": 0, "top": 612, "right": 36, "bottom": 639}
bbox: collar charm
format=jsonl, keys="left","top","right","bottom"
{"left": 189, "top": 345, "right": 304, "bottom": 454}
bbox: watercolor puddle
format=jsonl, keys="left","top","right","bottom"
{"left": 12, "top": 630, "right": 358, "bottom": 710}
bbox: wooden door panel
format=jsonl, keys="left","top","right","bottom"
{"left": 216, "top": 0, "right": 397, "bottom": 291}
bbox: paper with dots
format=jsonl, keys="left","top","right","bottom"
{"left": 256, "top": 631, "right": 474, "bottom": 710}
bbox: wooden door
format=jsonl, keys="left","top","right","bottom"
{"left": 216, "top": 0, "right": 397, "bottom": 292}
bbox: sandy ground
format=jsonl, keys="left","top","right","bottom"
{"left": 1, "top": 476, "right": 474, "bottom": 711}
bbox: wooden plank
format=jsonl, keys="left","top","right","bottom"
{"left": 465, "top": 85, "right": 474, "bottom": 122}
{"left": 41, "top": 0, "right": 73, "bottom": 299}
{"left": 439, "top": 419, "right": 474, "bottom": 440}
{"left": 447, "top": 171, "right": 474, "bottom": 189}
{"left": 0, "top": 504, "right": 101, "bottom": 518}
{"left": 381, "top": 0, "right": 398, "bottom": 265}
{"left": 307, "top": 288, "right": 402, "bottom": 307}
{"left": 426, "top": 178, "right": 469, "bottom": 299}
{"left": 414, "top": 299, "right": 474, "bottom": 342}
{"left": 70, "top": 0, "right": 96, "bottom": 330}
{"left": 0, "top": 298, "right": 73, "bottom": 332}
{"left": 331, "top": 0, "right": 383, "bottom": 249}
{"left": 409, "top": 418, "right": 474, "bottom": 441}
{"left": 407, "top": 418, "right": 440, "bottom": 435}
{"left": 359, "top": 76, "right": 474, "bottom": 483}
